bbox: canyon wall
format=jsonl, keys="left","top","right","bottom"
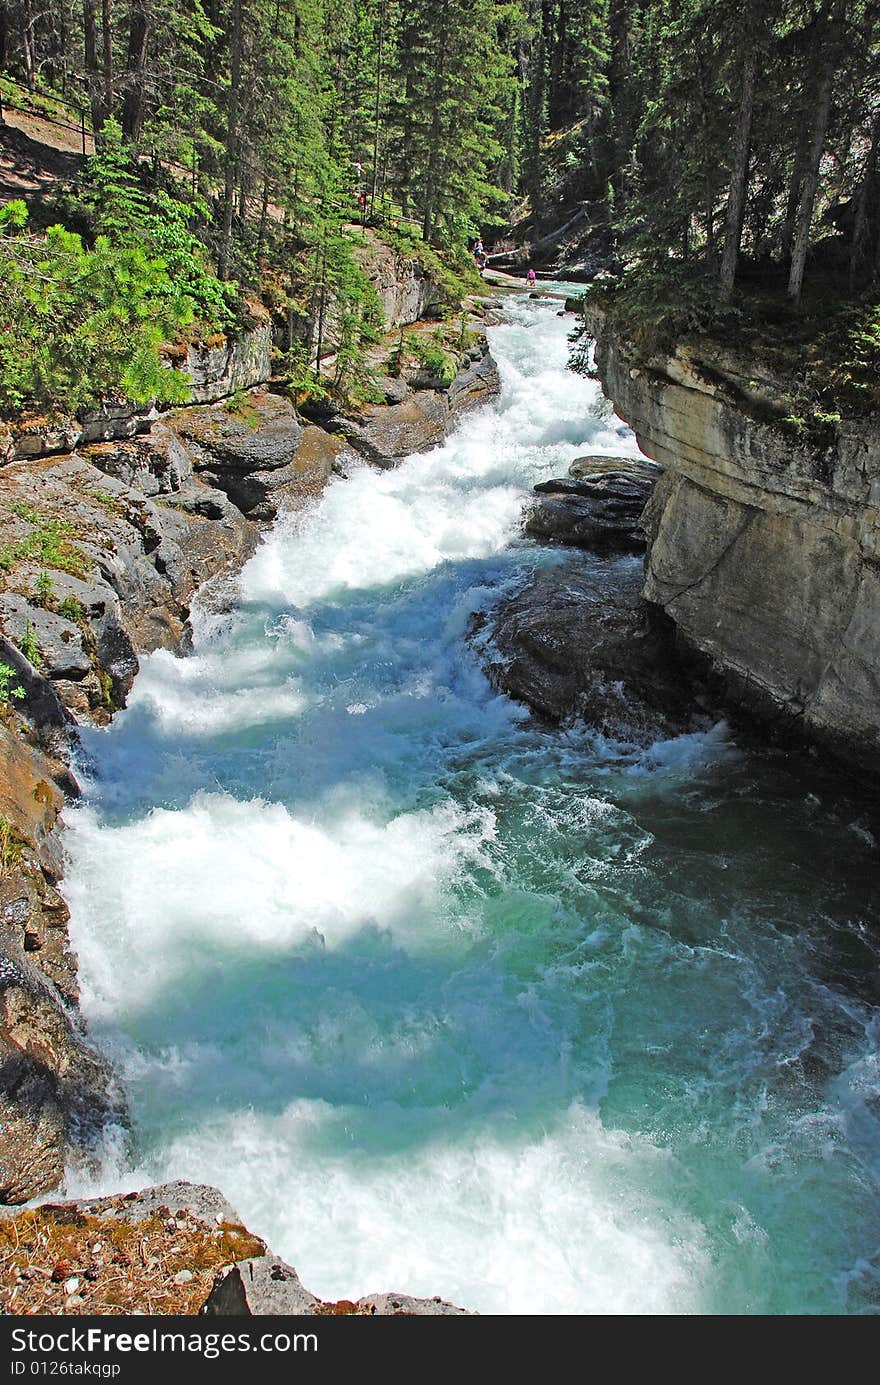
{"left": 590, "top": 309, "right": 880, "bottom": 777}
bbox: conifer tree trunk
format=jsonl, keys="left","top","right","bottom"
{"left": 787, "top": 0, "right": 844, "bottom": 304}
{"left": 101, "top": 0, "right": 113, "bottom": 119}
{"left": 606, "top": 0, "right": 632, "bottom": 216}
{"left": 219, "top": 0, "right": 244, "bottom": 279}
{"left": 21, "top": 0, "right": 37, "bottom": 90}
{"left": 369, "top": 0, "right": 385, "bottom": 218}
{"left": 849, "top": 113, "right": 880, "bottom": 290}
{"left": 787, "top": 63, "right": 833, "bottom": 302}
{"left": 781, "top": 117, "right": 812, "bottom": 262}
{"left": 82, "top": 0, "right": 104, "bottom": 131}
{"left": 718, "top": 41, "right": 757, "bottom": 304}
{"left": 0, "top": 2, "right": 7, "bottom": 123}
{"left": 121, "top": 0, "right": 151, "bottom": 143}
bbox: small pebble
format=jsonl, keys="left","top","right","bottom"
{"left": 64, "top": 1277, "right": 79, "bottom": 1295}
{"left": 173, "top": 1270, "right": 193, "bottom": 1285}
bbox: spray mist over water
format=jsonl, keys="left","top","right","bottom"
{"left": 63, "top": 294, "right": 880, "bottom": 1314}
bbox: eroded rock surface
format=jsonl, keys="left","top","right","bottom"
{"left": 526, "top": 454, "right": 661, "bottom": 552}
{"left": 0, "top": 723, "right": 117, "bottom": 1205}
{"left": 327, "top": 338, "right": 500, "bottom": 466}
{"left": 589, "top": 308, "right": 880, "bottom": 775}
{"left": 476, "top": 561, "right": 704, "bottom": 739}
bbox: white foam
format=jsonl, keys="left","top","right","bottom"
{"left": 65, "top": 792, "right": 495, "bottom": 1018}
{"left": 102, "top": 1099, "right": 710, "bottom": 1315}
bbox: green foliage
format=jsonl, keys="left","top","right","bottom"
{"left": 56, "top": 119, "right": 152, "bottom": 238}
{"left": 0, "top": 504, "right": 89, "bottom": 578}
{"left": 54, "top": 122, "right": 236, "bottom": 332}
{"left": 0, "top": 812, "right": 25, "bottom": 876}
{"left": 0, "top": 664, "right": 26, "bottom": 718}
{"left": 575, "top": 263, "right": 880, "bottom": 432}
{"left": 0, "top": 201, "right": 194, "bottom": 414}
{"left": 17, "top": 622, "right": 42, "bottom": 669}
{"left": 58, "top": 595, "right": 85, "bottom": 623}
{"left": 405, "top": 333, "right": 457, "bottom": 386}
{"left": 34, "top": 570, "right": 55, "bottom": 606}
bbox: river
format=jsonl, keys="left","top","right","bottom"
{"left": 62, "top": 291, "right": 880, "bottom": 1315}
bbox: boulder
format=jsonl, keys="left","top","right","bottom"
{"left": 356, "top": 1293, "right": 473, "bottom": 1317}
{"left": 526, "top": 455, "right": 661, "bottom": 553}
{"left": 201, "top": 1255, "right": 475, "bottom": 1316}
{"left": 568, "top": 453, "right": 661, "bottom": 482}
{"left": 202, "top": 1256, "right": 320, "bottom": 1315}
{"left": 475, "top": 562, "right": 704, "bottom": 738}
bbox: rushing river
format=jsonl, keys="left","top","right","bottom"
{"left": 63, "top": 292, "right": 880, "bottom": 1315}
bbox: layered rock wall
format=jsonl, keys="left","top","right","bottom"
{"left": 590, "top": 310, "right": 880, "bottom": 775}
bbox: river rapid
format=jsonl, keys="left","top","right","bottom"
{"left": 62, "top": 291, "right": 880, "bottom": 1315}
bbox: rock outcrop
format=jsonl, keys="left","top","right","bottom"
{"left": 525, "top": 454, "right": 661, "bottom": 552}
{"left": 588, "top": 308, "right": 880, "bottom": 777}
{"left": 5, "top": 322, "right": 275, "bottom": 463}
{"left": 326, "top": 338, "right": 500, "bottom": 466}
{"left": 0, "top": 1182, "right": 473, "bottom": 1316}
{"left": 356, "top": 229, "right": 448, "bottom": 329}
{"left": 474, "top": 560, "right": 703, "bottom": 738}
{"left": 0, "top": 721, "right": 117, "bottom": 1205}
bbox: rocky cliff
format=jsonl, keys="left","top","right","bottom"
{"left": 589, "top": 308, "right": 880, "bottom": 778}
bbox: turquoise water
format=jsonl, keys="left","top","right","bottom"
{"left": 63, "top": 294, "right": 880, "bottom": 1314}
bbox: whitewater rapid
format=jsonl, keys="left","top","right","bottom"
{"left": 63, "top": 293, "right": 880, "bottom": 1314}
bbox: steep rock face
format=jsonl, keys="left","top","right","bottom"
{"left": 185, "top": 322, "right": 273, "bottom": 405}
{"left": 357, "top": 229, "right": 447, "bottom": 329}
{"left": 0, "top": 723, "right": 117, "bottom": 1205}
{"left": 591, "top": 311, "right": 880, "bottom": 775}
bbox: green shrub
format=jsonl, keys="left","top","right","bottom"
{"left": 0, "top": 812, "right": 24, "bottom": 876}
{"left": 34, "top": 570, "right": 55, "bottom": 606}
{"left": 405, "top": 333, "right": 457, "bottom": 386}
{"left": 0, "top": 200, "right": 194, "bottom": 415}
{"left": 17, "top": 622, "right": 42, "bottom": 668}
{"left": 0, "top": 662, "right": 25, "bottom": 716}
{"left": 58, "top": 595, "right": 84, "bottom": 623}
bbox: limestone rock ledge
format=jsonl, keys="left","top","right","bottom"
{"left": 324, "top": 337, "right": 500, "bottom": 467}
{"left": 589, "top": 308, "right": 880, "bottom": 777}
{"left": 0, "top": 1182, "right": 473, "bottom": 1316}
